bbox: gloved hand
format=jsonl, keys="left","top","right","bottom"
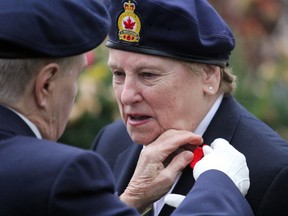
{"left": 164, "top": 138, "right": 250, "bottom": 208}
{"left": 193, "top": 138, "right": 250, "bottom": 195}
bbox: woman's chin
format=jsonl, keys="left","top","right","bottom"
{"left": 130, "top": 133, "right": 158, "bottom": 145}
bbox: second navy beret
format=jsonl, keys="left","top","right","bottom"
{"left": 0, "top": 0, "right": 111, "bottom": 58}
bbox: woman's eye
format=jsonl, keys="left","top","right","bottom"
{"left": 141, "top": 72, "right": 156, "bottom": 78}
{"left": 113, "top": 71, "right": 125, "bottom": 78}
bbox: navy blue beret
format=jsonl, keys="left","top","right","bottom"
{"left": 105, "top": 0, "right": 235, "bottom": 67}
{"left": 0, "top": 0, "right": 110, "bottom": 58}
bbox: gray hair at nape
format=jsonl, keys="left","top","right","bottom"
{"left": 0, "top": 55, "right": 84, "bottom": 105}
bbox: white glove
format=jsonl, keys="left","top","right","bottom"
{"left": 193, "top": 138, "right": 250, "bottom": 196}
{"left": 164, "top": 194, "right": 185, "bottom": 208}
{"left": 165, "top": 138, "right": 250, "bottom": 208}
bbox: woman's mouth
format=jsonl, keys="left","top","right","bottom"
{"left": 129, "top": 115, "right": 150, "bottom": 120}
{"left": 127, "top": 114, "right": 152, "bottom": 126}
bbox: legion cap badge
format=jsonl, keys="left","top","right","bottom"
{"left": 117, "top": 0, "right": 141, "bottom": 43}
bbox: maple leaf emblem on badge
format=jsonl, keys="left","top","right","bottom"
{"left": 124, "top": 17, "right": 135, "bottom": 30}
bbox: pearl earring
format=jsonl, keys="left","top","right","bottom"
{"left": 209, "top": 86, "right": 213, "bottom": 90}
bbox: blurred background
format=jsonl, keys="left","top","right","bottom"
{"left": 59, "top": 0, "right": 288, "bottom": 149}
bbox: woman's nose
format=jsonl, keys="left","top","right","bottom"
{"left": 120, "top": 78, "right": 142, "bottom": 105}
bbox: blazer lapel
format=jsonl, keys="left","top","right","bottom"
{"left": 202, "top": 95, "right": 240, "bottom": 144}
{"left": 113, "top": 143, "right": 142, "bottom": 195}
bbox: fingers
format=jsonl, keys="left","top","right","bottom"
{"left": 211, "top": 138, "right": 246, "bottom": 162}
{"left": 164, "top": 194, "right": 185, "bottom": 208}
{"left": 238, "top": 178, "right": 250, "bottom": 196}
{"left": 166, "top": 150, "right": 193, "bottom": 174}
{"left": 121, "top": 129, "right": 203, "bottom": 211}
{"left": 210, "top": 138, "right": 231, "bottom": 149}
{"left": 148, "top": 129, "right": 203, "bottom": 161}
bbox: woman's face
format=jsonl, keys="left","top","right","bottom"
{"left": 108, "top": 49, "right": 219, "bottom": 145}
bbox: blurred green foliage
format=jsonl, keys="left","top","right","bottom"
{"left": 59, "top": 0, "right": 288, "bottom": 149}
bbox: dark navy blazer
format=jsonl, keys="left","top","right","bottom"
{"left": 92, "top": 95, "right": 288, "bottom": 216}
{"left": 0, "top": 104, "right": 253, "bottom": 216}
{"left": 0, "top": 105, "right": 138, "bottom": 216}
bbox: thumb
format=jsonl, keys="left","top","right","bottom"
{"left": 164, "top": 194, "right": 185, "bottom": 208}
{"left": 202, "top": 145, "right": 213, "bottom": 155}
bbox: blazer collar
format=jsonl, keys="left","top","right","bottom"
{"left": 0, "top": 105, "right": 36, "bottom": 140}
{"left": 202, "top": 95, "right": 240, "bottom": 145}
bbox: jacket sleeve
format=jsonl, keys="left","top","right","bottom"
{"left": 172, "top": 170, "right": 254, "bottom": 216}
{"left": 48, "top": 150, "right": 139, "bottom": 216}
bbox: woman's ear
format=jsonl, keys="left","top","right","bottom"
{"left": 202, "top": 65, "right": 221, "bottom": 95}
{"left": 34, "top": 63, "right": 59, "bottom": 108}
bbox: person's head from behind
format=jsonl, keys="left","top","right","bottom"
{"left": 0, "top": 56, "right": 87, "bottom": 141}
{"left": 105, "top": 0, "right": 236, "bottom": 144}
{"left": 0, "top": 0, "right": 110, "bottom": 141}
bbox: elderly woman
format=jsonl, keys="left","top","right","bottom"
{"left": 92, "top": 0, "right": 288, "bottom": 215}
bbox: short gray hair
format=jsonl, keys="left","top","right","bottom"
{"left": 0, "top": 55, "right": 83, "bottom": 104}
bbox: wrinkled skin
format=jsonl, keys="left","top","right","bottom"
{"left": 120, "top": 129, "right": 203, "bottom": 212}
